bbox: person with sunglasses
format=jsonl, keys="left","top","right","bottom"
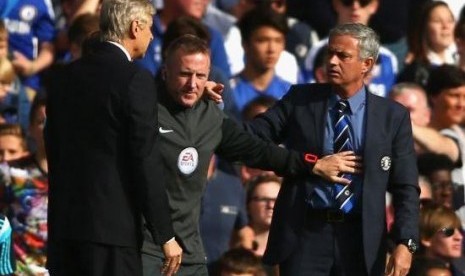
{"left": 304, "top": 0, "right": 399, "bottom": 98}
{"left": 419, "top": 205, "right": 465, "bottom": 276}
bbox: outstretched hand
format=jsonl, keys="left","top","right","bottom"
{"left": 312, "top": 151, "right": 362, "bottom": 184}
{"left": 204, "top": 81, "right": 224, "bottom": 103}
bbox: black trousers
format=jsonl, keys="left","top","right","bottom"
{"left": 47, "top": 240, "right": 142, "bottom": 276}
{"left": 279, "top": 214, "right": 368, "bottom": 276}
{"left": 141, "top": 250, "right": 208, "bottom": 276}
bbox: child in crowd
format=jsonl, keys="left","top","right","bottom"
{"left": 0, "top": 109, "right": 48, "bottom": 275}
{"left": 0, "top": 21, "right": 34, "bottom": 130}
{"left": 0, "top": 124, "right": 28, "bottom": 163}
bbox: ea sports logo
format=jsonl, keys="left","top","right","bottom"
{"left": 177, "top": 147, "right": 198, "bottom": 175}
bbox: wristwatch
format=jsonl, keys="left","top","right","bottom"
{"left": 398, "top": 239, "right": 417, "bottom": 254}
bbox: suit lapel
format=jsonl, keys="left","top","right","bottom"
{"left": 364, "top": 91, "right": 383, "bottom": 161}
{"left": 308, "top": 88, "right": 329, "bottom": 154}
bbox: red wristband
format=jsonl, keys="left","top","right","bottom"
{"left": 304, "top": 153, "right": 318, "bottom": 164}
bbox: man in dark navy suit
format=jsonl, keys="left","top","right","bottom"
{"left": 45, "top": 0, "right": 182, "bottom": 275}
{"left": 245, "top": 23, "right": 420, "bottom": 276}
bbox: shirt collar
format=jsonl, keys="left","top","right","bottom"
{"left": 107, "top": 41, "right": 132, "bottom": 61}
{"left": 330, "top": 86, "right": 366, "bottom": 114}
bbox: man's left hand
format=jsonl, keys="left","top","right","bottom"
{"left": 385, "top": 244, "right": 412, "bottom": 276}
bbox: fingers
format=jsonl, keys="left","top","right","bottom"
{"left": 212, "top": 83, "right": 224, "bottom": 93}
{"left": 329, "top": 175, "right": 351, "bottom": 185}
{"left": 161, "top": 255, "right": 182, "bottom": 276}
{"left": 384, "top": 257, "right": 394, "bottom": 276}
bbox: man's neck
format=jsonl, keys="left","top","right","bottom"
{"left": 332, "top": 82, "right": 365, "bottom": 99}
{"left": 108, "top": 40, "right": 133, "bottom": 61}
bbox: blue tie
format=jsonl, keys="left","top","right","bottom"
{"left": 334, "top": 100, "right": 355, "bottom": 213}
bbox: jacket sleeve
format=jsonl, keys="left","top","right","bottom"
{"left": 243, "top": 85, "right": 298, "bottom": 144}
{"left": 127, "top": 69, "right": 174, "bottom": 245}
{"left": 387, "top": 108, "right": 420, "bottom": 243}
{"left": 216, "top": 117, "right": 312, "bottom": 177}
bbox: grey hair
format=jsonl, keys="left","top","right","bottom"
{"left": 329, "top": 23, "right": 380, "bottom": 62}
{"left": 100, "top": 0, "right": 155, "bottom": 43}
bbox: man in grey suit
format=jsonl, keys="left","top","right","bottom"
{"left": 45, "top": 0, "right": 182, "bottom": 275}
{"left": 245, "top": 23, "right": 420, "bottom": 276}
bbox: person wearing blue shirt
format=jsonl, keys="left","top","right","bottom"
{"left": 136, "top": 0, "right": 231, "bottom": 78}
{"left": 231, "top": 7, "right": 291, "bottom": 112}
{"left": 200, "top": 155, "right": 250, "bottom": 273}
{"left": 0, "top": 0, "right": 56, "bottom": 91}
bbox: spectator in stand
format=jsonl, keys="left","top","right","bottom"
{"left": 0, "top": 21, "right": 34, "bottom": 130}
{"left": 210, "top": 0, "right": 302, "bottom": 84}
{"left": 67, "top": 13, "right": 99, "bottom": 61}
{"left": 54, "top": 0, "right": 101, "bottom": 61}
{"left": 240, "top": 96, "right": 278, "bottom": 184}
{"left": 0, "top": 0, "right": 56, "bottom": 93}
{"left": 0, "top": 214, "right": 15, "bottom": 276}
{"left": 260, "top": 0, "right": 319, "bottom": 75}
{"left": 398, "top": 1, "right": 457, "bottom": 88}
{"left": 417, "top": 153, "right": 456, "bottom": 209}
{"left": 455, "top": 10, "right": 465, "bottom": 72}
{"left": 200, "top": 155, "right": 253, "bottom": 274}
{"left": 390, "top": 83, "right": 431, "bottom": 128}
{"left": 0, "top": 57, "right": 32, "bottom": 130}
{"left": 370, "top": 0, "right": 429, "bottom": 72}
{"left": 136, "top": 0, "right": 231, "bottom": 78}
{"left": 281, "top": 0, "right": 336, "bottom": 39}
{"left": 304, "top": 0, "right": 399, "bottom": 98}
{"left": 419, "top": 175, "right": 434, "bottom": 208}
{"left": 418, "top": 205, "right": 465, "bottom": 276}
{"left": 0, "top": 95, "right": 47, "bottom": 275}
{"left": 231, "top": 7, "right": 291, "bottom": 112}
{"left": 425, "top": 66, "right": 465, "bottom": 186}
{"left": 409, "top": 256, "right": 452, "bottom": 276}
{"left": 218, "top": 247, "right": 266, "bottom": 276}
{"left": 312, "top": 45, "right": 329, "bottom": 83}
{"left": 388, "top": 83, "right": 457, "bottom": 157}
{"left": 0, "top": 124, "right": 28, "bottom": 163}
{"left": 246, "top": 174, "right": 281, "bottom": 258}
{"left": 0, "top": 20, "right": 7, "bottom": 59}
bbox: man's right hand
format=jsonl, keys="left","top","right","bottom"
{"left": 161, "top": 239, "right": 183, "bottom": 276}
{"left": 312, "top": 151, "right": 362, "bottom": 184}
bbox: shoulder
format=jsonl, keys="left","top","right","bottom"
{"left": 368, "top": 92, "right": 409, "bottom": 117}
{"left": 286, "top": 83, "right": 331, "bottom": 98}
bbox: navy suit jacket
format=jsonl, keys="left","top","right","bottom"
{"left": 245, "top": 83, "right": 420, "bottom": 274}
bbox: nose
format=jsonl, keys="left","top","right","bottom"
{"left": 328, "top": 54, "right": 338, "bottom": 66}
{"left": 187, "top": 74, "right": 196, "bottom": 89}
{"left": 266, "top": 198, "right": 277, "bottom": 209}
{"left": 453, "top": 229, "right": 463, "bottom": 241}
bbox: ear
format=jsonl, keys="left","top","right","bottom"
{"left": 129, "top": 20, "right": 139, "bottom": 39}
{"left": 368, "top": 0, "right": 379, "bottom": 15}
{"left": 361, "top": 57, "right": 375, "bottom": 75}
{"left": 421, "top": 238, "right": 432, "bottom": 249}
